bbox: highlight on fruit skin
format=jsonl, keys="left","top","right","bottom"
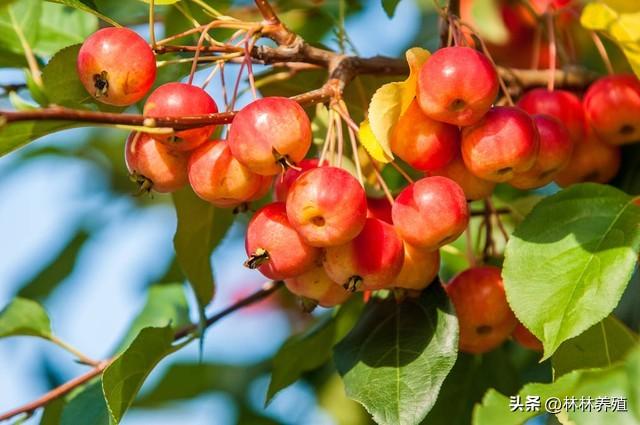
{"left": 77, "top": 27, "right": 157, "bottom": 106}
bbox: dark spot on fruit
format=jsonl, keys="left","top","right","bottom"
{"left": 581, "top": 171, "right": 599, "bottom": 182}
{"left": 93, "top": 70, "right": 109, "bottom": 98}
{"left": 620, "top": 124, "right": 635, "bottom": 135}
{"left": 450, "top": 98, "right": 466, "bottom": 111}
{"left": 497, "top": 167, "right": 513, "bottom": 176}
{"left": 310, "top": 215, "right": 325, "bottom": 226}
{"left": 476, "top": 325, "right": 492, "bottom": 335}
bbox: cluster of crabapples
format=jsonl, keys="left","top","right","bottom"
{"left": 76, "top": 26, "right": 640, "bottom": 354}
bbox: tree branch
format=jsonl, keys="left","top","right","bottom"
{"left": 0, "top": 280, "right": 284, "bottom": 423}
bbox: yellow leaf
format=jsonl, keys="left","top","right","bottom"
{"left": 366, "top": 47, "right": 430, "bottom": 164}
{"left": 358, "top": 120, "right": 391, "bottom": 163}
{"left": 581, "top": 2, "right": 640, "bottom": 78}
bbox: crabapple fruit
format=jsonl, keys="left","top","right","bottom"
{"left": 392, "top": 176, "right": 469, "bottom": 250}
{"left": 461, "top": 106, "right": 539, "bottom": 182}
{"left": 430, "top": 152, "right": 496, "bottom": 201}
{"left": 286, "top": 167, "right": 367, "bottom": 247}
{"left": 285, "top": 266, "right": 351, "bottom": 308}
{"left": 273, "top": 158, "right": 320, "bottom": 202}
{"left": 228, "top": 97, "right": 312, "bottom": 176}
{"left": 554, "top": 131, "right": 621, "bottom": 187}
{"left": 323, "top": 217, "right": 404, "bottom": 292}
{"left": 245, "top": 202, "right": 320, "bottom": 280}
{"left": 417, "top": 46, "right": 499, "bottom": 126}
{"left": 188, "top": 140, "right": 263, "bottom": 207}
{"left": 367, "top": 197, "right": 393, "bottom": 224}
{"left": 394, "top": 243, "right": 440, "bottom": 291}
{"left": 510, "top": 114, "right": 573, "bottom": 189}
{"left": 77, "top": 27, "right": 156, "bottom": 106}
{"left": 517, "top": 88, "right": 586, "bottom": 142}
{"left": 390, "top": 100, "right": 459, "bottom": 171}
{"left": 125, "top": 132, "right": 188, "bottom": 193}
{"left": 444, "top": 266, "right": 517, "bottom": 354}
{"left": 512, "top": 322, "right": 543, "bottom": 352}
{"left": 143, "top": 82, "right": 218, "bottom": 151}
{"left": 583, "top": 74, "right": 640, "bottom": 145}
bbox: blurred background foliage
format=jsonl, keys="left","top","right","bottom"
{"left": 0, "top": 0, "right": 639, "bottom": 424}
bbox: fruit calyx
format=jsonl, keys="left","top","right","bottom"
{"left": 244, "top": 247, "right": 271, "bottom": 269}
{"left": 343, "top": 275, "right": 363, "bottom": 292}
{"left": 93, "top": 71, "right": 109, "bottom": 98}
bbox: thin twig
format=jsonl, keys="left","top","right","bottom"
{"left": 547, "top": 13, "right": 557, "bottom": 91}
{"left": 49, "top": 336, "right": 100, "bottom": 367}
{"left": 590, "top": 31, "right": 614, "bottom": 75}
{"left": 0, "top": 281, "right": 284, "bottom": 422}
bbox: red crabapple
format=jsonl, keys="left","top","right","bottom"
{"left": 512, "top": 322, "right": 543, "bottom": 352}
{"left": 583, "top": 74, "right": 640, "bottom": 145}
{"left": 444, "top": 266, "right": 517, "bottom": 354}
{"left": 286, "top": 167, "right": 367, "bottom": 247}
{"left": 125, "top": 132, "right": 188, "bottom": 193}
{"left": 417, "top": 46, "right": 499, "bottom": 126}
{"left": 77, "top": 28, "right": 156, "bottom": 106}
{"left": 517, "top": 88, "right": 586, "bottom": 142}
{"left": 461, "top": 106, "right": 539, "bottom": 182}
{"left": 245, "top": 202, "right": 320, "bottom": 280}
{"left": 394, "top": 243, "right": 440, "bottom": 291}
{"left": 188, "top": 140, "right": 263, "bottom": 207}
{"left": 554, "top": 131, "right": 621, "bottom": 187}
{"left": 143, "top": 82, "right": 218, "bottom": 151}
{"left": 323, "top": 217, "right": 404, "bottom": 292}
{"left": 228, "top": 97, "right": 312, "bottom": 176}
{"left": 273, "top": 158, "right": 320, "bottom": 202}
{"left": 285, "top": 266, "right": 351, "bottom": 308}
{"left": 392, "top": 176, "right": 469, "bottom": 250}
{"left": 510, "top": 114, "right": 573, "bottom": 189}
{"left": 390, "top": 100, "right": 459, "bottom": 171}
{"left": 367, "top": 197, "right": 393, "bottom": 224}
{"left": 430, "top": 152, "right": 496, "bottom": 201}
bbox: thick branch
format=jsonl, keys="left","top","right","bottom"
{"left": 0, "top": 281, "right": 284, "bottom": 423}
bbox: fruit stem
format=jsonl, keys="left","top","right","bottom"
{"left": 50, "top": 336, "right": 100, "bottom": 367}
{"left": 546, "top": 13, "right": 557, "bottom": 91}
{"left": 335, "top": 111, "right": 344, "bottom": 168}
{"left": 389, "top": 161, "right": 415, "bottom": 184}
{"left": 590, "top": 31, "right": 614, "bottom": 75}
{"left": 149, "top": 0, "right": 156, "bottom": 48}
{"left": 319, "top": 107, "right": 336, "bottom": 166}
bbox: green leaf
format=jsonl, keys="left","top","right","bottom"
{"left": 473, "top": 346, "right": 640, "bottom": 425}
{"left": 46, "top": 0, "right": 120, "bottom": 27}
{"left": 172, "top": 187, "right": 234, "bottom": 308}
{"left": 17, "top": 229, "right": 89, "bottom": 301}
{"left": 381, "top": 0, "right": 401, "bottom": 18}
{"left": 266, "top": 298, "right": 363, "bottom": 404}
{"left": 60, "top": 381, "right": 109, "bottom": 425}
{"left": 471, "top": 0, "right": 509, "bottom": 44}
{"left": 39, "top": 398, "right": 65, "bottom": 425}
{"left": 138, "top": 0, "right": 180, "bottom": 4}
{"left": 552, "top": 315, "right": 639, "bottom": 377}
{"left": 116, "top": 283, "right": 190, "bottom": 350}
{"left": 0, "top": 121, "right": 77, "bottom": 157}
{"left": 423, "top": 348, "right": 522, "bottom": 425}
{"left": 334, "top": 284, "right": 459, "bottom": 425}
{"left": 503, "top": 183, "right": 640, "bottom": 359}
{"left": 135, "top": 362, "right": 267, "bottom": 407}
{"left": 0, "top": 298, "right": 52, "bottom": 339}
{"left": 0, "top": 0, "right": 41, "bottom": 66}
{"left": 102, "top": 325, "right": 181, "bottom": 424}
{"left": 34, "top": 2, "right": 97, "bottom": 57}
